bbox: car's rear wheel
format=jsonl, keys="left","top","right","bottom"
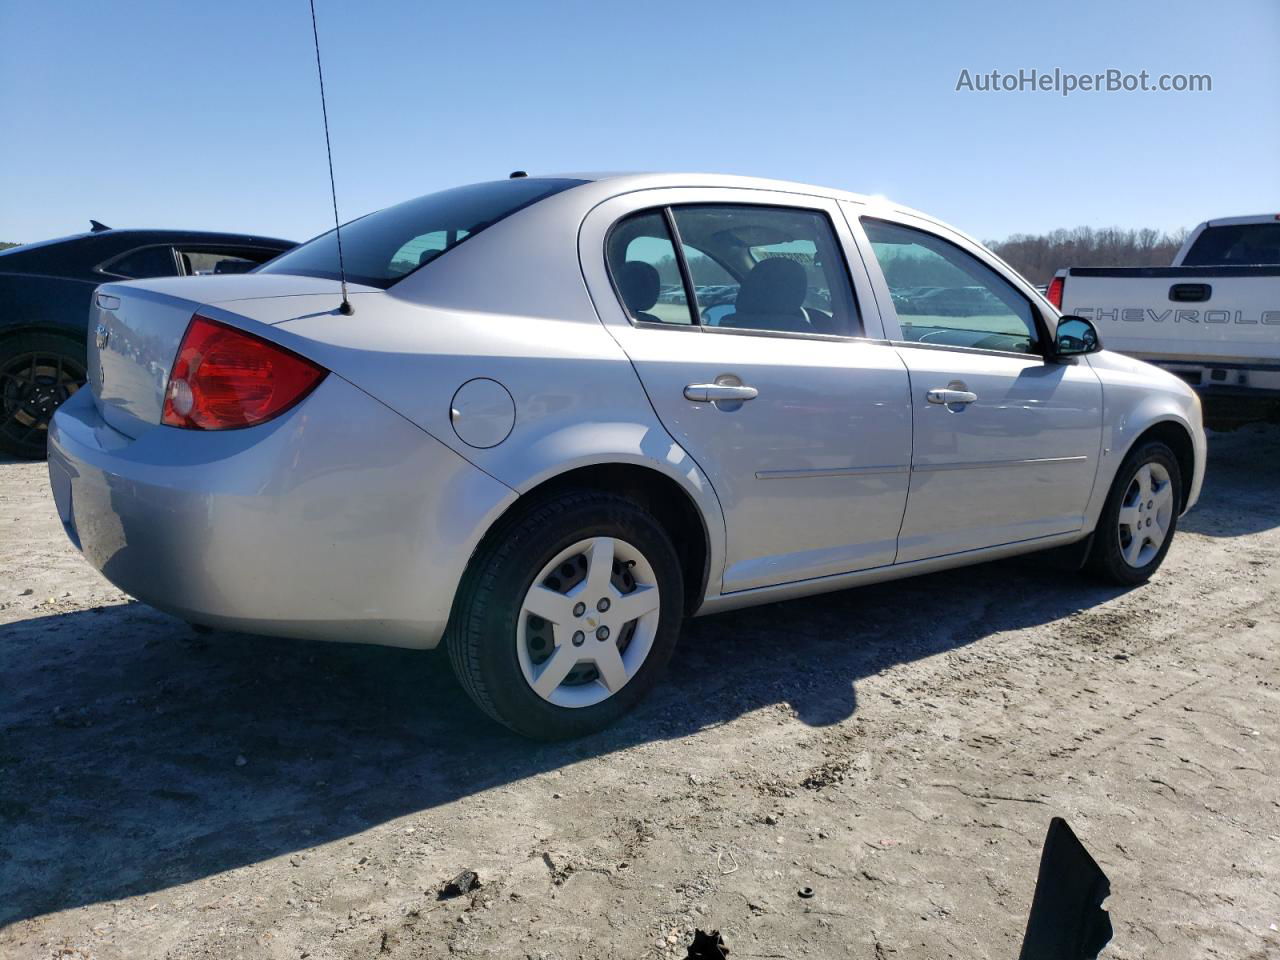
{"left": 1086, "top": 440, "right": 1182, "bottom": 585}
{"left": 0, "top": 332, "right": 87, "bottom": 460}
{"left": 446, "top": 491, "right": 684, "bottom": 739}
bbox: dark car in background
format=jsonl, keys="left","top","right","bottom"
{"left": 0, "top": 223, "right": 294, "bottom": 458}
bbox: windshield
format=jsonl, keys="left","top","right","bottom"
{"left": 259, "top": 178, "right": 585, "bottom": 289}
{"left": 1182, "top": 222, "right": 1280, "bottom": 266}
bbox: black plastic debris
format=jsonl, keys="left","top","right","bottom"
{"left": 1017, "top": 817, "right": 1113, "bottom": 960}
{"left": 684, "top": 928, "right": 729, "bottom": 959}
{"left": 438, "top": 869, "right": 482, "bottom": 900}
{"left": 798, "top": 886, "right": 815, "bottom": 899}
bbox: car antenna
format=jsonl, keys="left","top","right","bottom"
{"left": 307, "top": 0, "right": 353, "bottom": 316}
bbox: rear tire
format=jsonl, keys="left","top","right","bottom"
{"left": 1086, "top": 441, "right": 1182, "bottom": 586}
{"left": 0, "top": 331, "right": 87, "bottom": 460}
{"left": 446, "top": 491, "right": 684, "bottom": 740}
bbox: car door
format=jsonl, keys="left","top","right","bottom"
{"left": 850, "top": 210, "right": 1103, "bottom": 562}
{"left": 580, "top": 188, "right": 912, "bottom": 594}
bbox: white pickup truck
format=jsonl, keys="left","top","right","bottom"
{"left": 1049, "top": 214, "right": 1280, "bottom": 427}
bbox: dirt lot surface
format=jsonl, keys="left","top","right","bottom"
{"left": 2, "top": 427, "right": 1278, "bottom": 960}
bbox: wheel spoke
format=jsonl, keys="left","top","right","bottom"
{"left": 610, "top": 584, "right": 659, "bottom": 623}
{"left": 581, "top": 537, "right": 616, "bottom": 598}
{"left": 1117, "top": 504, "right": 1141, "bottom": 530}
{"left": 532, "top": 643, "right": 579, "bottom": 698}
{"left": 1138, "top": 465, "right": 1156, "bottom": 499}
{"left": 593, "top": 643, "right": 628, "bottom": 692}
{"left": 523, "top": 584, "right": 570, "bottom": 624}
{"left": 1122, "top": 535, "right": 1145, "bottom": 566}
{"left": 1147, "top": 517, "right": 1166, "bottom": 548}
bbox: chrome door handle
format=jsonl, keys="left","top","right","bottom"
{"left": 927, "top": 388, "right": 978, "bottom": 405}
{"left": 684, "top": 383, "right": 759, "bottom": 402}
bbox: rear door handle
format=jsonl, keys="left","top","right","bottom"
{"left": 684, "top": 383, "right": 759, "bottom": 402}
{"left": 927, "top": 388, "right": 978, "bottom": 405}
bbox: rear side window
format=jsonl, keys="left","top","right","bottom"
{"left": 177, "top": 247, "right": 280, "bottom": 276}
{"left": 101, "top": 245, "right": 179, "bottom": 279}
{"left": 605, "top": 212, "right": 695, "bottom": 325}
{"left": 259, "top": 178, "right": 584, "bottom": 289}
{"left": 862, "top": 219, "right": 1039, "bottom": 354}
{"left": 605, "top": 204, "right": 861, "bottom": 337}
{"left": 672, "top": 205, "right": 860, "bottom": 336}
{"left": 1182, "top": 222, "right": 1280, "bottom": 266}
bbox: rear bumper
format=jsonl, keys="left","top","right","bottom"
{"left": 47, "top": 377, "right": 515, "bottom": 649}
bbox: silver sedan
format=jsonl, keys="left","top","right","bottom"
{"left": 48, "top": 173, "right": 1206, "bottom": 738}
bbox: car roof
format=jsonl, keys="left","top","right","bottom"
{"left": 1200, "top": 214, "right": 1280, "bottom": 228}
{"left": 547, "top": 170, "right": 871, "bottom": 197}
{"left": 0, "top": 227, "right": 295, "bottom": 260}
{"left": 525, "top": 171, "right": 944, "bottom": 231}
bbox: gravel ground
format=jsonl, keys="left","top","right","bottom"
{"left": 1, "top": 426, "right": 1278, "bottom": 960}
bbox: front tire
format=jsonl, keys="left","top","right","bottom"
{"left": 0, "top": 331, "right": 87, "bottom": 460}
{"left": 1086, "top": 441, "right": 1183, "bottom": 585}
{"left": 446, "top": 491, "right": 684, "bottom": 739}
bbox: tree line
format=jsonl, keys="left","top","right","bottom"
{"left": 985, "top": 226, "right": 1188, "bottom": 285}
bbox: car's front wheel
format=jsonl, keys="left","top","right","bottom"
{"left": 1087, "top": 440, "right": 1183, "bottom": 585}
{"left": 446, "top": 491, "right": 684, "bottom": 739}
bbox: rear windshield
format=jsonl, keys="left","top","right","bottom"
{"left": 1182, "top": 222, "right": 1280, "bottom": 266}
{"left": 259, "top": 178, "right": 584, "bottom": 289}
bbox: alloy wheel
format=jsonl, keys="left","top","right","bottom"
{"left": 517, "top": 536, "right": 661, "bottom": 708}
{"left": 0, "top": 351, "right": 85, "bottom": 454}
{"left": 1117, "top": 461, "right": 1175, "bottom": 568}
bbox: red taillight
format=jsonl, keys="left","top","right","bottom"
{"left": 1046, "top": 275, "right": 1064, "bottom": 309}
{"left": 162, "top": 315, "right": 327, "bottom": 430}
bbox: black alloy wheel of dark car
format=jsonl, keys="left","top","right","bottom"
{"left": 0, "top": 333, "right": 87, "bottom": 460}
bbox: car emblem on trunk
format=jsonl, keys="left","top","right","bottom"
{"left": 95, "top": 323, "right": 110, "bottom": 350}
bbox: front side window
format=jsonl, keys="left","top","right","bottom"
{"left": 259, "top": 178, "right": 584, "bottom": 289}
{"left": 862, "top": 219, "right": 1039, "bottom": 354}
{"left": 101, "top": 245, "right": 179, "bottom": 279}
{"left": 672, "top": 205, "right": 860, "bottom": 336}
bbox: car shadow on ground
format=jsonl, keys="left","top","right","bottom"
{"left": 0, "top": 554, "right": 1129, "bottom": 927}
{"left": 2, "top": 425, "right": 1277, "bottom": 926}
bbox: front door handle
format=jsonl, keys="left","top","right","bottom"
{"left": 927, "top": 388, "right": 978, "bottom": 405}
{"left": 684, "top": 383, "right": 759, "bottom": 403}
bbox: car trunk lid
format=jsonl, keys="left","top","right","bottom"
{"left": 89, "top": 275, "right": 367, "bottom": 438}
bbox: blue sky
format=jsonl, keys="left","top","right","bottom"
{"left": 2, "top": 0, "right": 1276, "bottom": 246}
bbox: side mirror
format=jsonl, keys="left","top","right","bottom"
{"left": 1052, "top": 315, "right": 1102, "bottom": 359}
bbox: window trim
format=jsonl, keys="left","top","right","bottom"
{"left": 604, "top": 202, "right": 867, "bottom": 341}
{"left": 663, "top": 207, "right": 702, "bottom": 325}
{"left": 859, "top": 215, "right": 1051, "bottom": 359}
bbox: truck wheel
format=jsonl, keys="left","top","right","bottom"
{"left": 446, "top": 490, "right": 684, "bottom": 740}
{"left": 1086, "top": 441, "right": 1182, "bottom": 586}
{"left": 0, "top": 332, "right": 87, "bottom": 460}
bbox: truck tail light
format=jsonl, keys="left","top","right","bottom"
{"left": 1046, "top": 276, "right": 1064, "bottom": 309}
{"left": 162, "top": 315, "right": 327, "bottom": 430}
